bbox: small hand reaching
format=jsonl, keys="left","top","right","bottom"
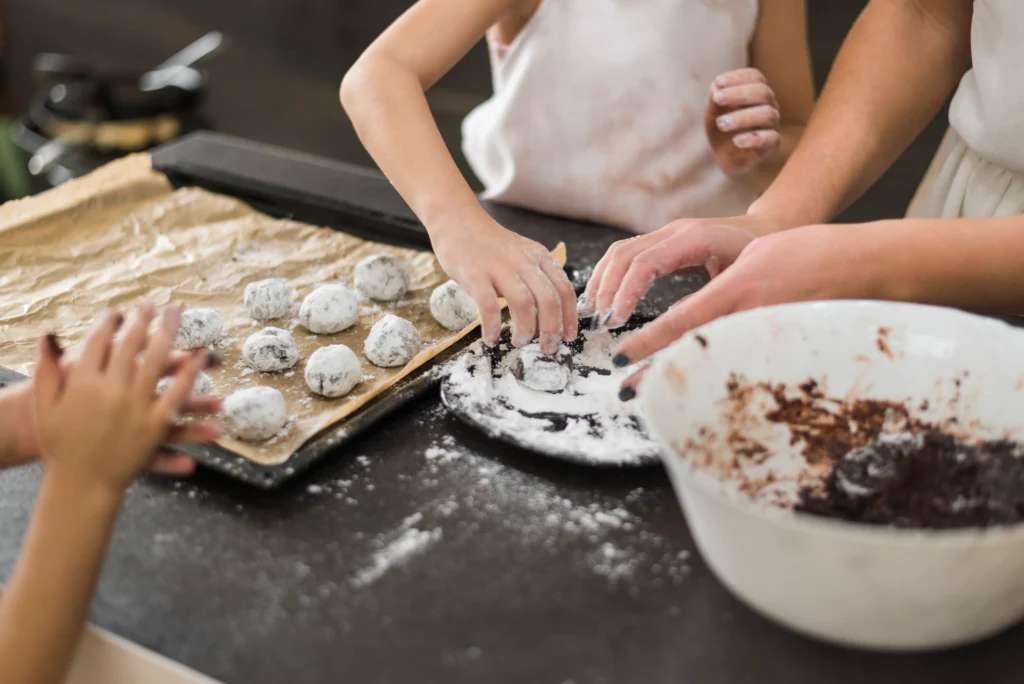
{"left": 705, "top": 68, "right": 782, "bottom": 178}
{"left": 32, "top": 304, "right": 222, "bottom": 493}
{"left": 431, "top": 216, "right": 577, "bottom": 354}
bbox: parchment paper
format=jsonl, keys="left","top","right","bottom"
{"left": 0, "top": 155, "right": 566, "bottom": 466}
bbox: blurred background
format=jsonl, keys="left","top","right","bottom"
{"left": 0, "top": 0, "right": 948, "bottom": 221}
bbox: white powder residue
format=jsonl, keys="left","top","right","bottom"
{"left": 590, "top": 543, "right": 639, "bottom": 583}
{"left": 416, "top": 430, "right": 691, "bottom": 589}
{"left": 425, "top": 434, "right": 465, "bottom": 463}
{"left": 352, "top": 526, "right": 443, "bottom": 588}
{"left": 442, "top": 329, "right": 660, "bottom": 466}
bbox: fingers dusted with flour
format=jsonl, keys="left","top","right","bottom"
{"left": 705, "top": 68, "right": 782, "bottom": 178}
{"left": 703, "top": 0, "right": 814, "bottom": 192}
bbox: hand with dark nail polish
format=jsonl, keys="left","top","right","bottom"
{"left": 612, "top": 353, "right": 630, "bottom": 368}
{"left": 618, "top": 386, "right": 637, "bottom": 402}
{"left": 44, "top": 333, "right": 64, "bottom": 358}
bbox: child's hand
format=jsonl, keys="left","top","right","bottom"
{"left": 704, "top": 68, "right": 782, "bottom": 178}
{"left": 2, "top": 347, "right": 221, "bottom": 473}
{"left": 431, "top": 217, "right": 577, "bottom": 354}
{"left": 33, "top": 304, "right": 221, "bottom": 494}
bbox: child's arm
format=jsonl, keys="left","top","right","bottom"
{"left": 704, "top": 0, "right": 814, "bottom": 193}
{"left": 0, "top": 306, "right": 217, "bottom": 684}
{"left": 0, "top": 383, "right": 35, "bottom": 468}
{"left": 341, "top": 0, "right": 577, "bottom": 354}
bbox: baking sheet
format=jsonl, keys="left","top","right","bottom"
{"left": 0, "top": 154, "right": 565, "bottom": 465}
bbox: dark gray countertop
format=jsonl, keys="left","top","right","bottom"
{"left": 1, "top": 134, "right": 1022, "bottom": 684}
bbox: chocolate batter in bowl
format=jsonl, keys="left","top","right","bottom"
{"left": 640, "top": 301, "right": 1024, "bottom": 651}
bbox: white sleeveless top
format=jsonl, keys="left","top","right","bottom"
{"left": 462, "top": 0, "right": 759, "bottom": 233}
{"left": 948, "top": 0, "right": 1024, "bottom": 175}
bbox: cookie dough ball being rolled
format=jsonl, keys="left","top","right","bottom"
{"left": 174, "top": 308, "right": 224, "bottom": 350}
{"left": 157, "top": 371, "right": 212, "bottom": 397}
{"left": 364, "top": 314, "right": 422, "bottom": 368}
{"left": 430, "top": 280, "right": 479, "bottom": 331}
{"left": 299, "top": 284, "right": 359, "bottom": 335}
{"left": 305, "top": 345, "right": 362, "bottom": 398}
{"left": 223, "top": 386, "right": 288, "bottom": 442}
{"left": 513, "top": 344, "right": 574, "bottom": 393}
{"left": 242, "top": 327, "right": 300, "bottom": 372}
{"left": 354, "top": 254, "right": 410, "bottom": 302}
{"left": 244, "top": 278, "right": 293, "bottom": 321}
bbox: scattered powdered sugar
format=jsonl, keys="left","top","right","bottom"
{"left": 442, "top": 329, "right": 659, "bottom": 466}
{"left": 590, "top": 543, "right": 640, "bottom": 583}
{"left": 425, "top": 436, "right": 464, "bottom": 463}
{"left": 411, "top": 419, "right": 691, "bottom": 589}
{"left": 352, "top": 525, "right": 443, "bottom": 588}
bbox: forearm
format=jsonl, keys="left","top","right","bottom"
{"left": 0, "top": 470, "right": 122, "bottom": 684}
{"left": 865, "top": 217, "right": 1024, "bottom": 312}
{"left": 750, "top": 0, "right": 972, "bottom": 231}
{"left": 0, "top": 387, "right": 21, "bottom": 465}
{"left": 342, "top": 58, "right": 487, "bottom": 236}
{"left": 0, "top": 384, "right": 31, "bottom": 468}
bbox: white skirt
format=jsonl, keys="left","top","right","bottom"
{"left": 906, "top": 127, "right": 1024, "bottom": 219}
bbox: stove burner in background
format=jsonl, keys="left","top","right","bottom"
{"left": 12, "top": 32, "right": 225, "bottom": 186}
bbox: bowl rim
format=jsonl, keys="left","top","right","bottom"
{"left": 641, "top": 300, "right": 1024, "bottom": 546}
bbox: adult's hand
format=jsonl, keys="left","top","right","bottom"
{"left": 579, "top": 213, "right": 781, "bottom": 328}
{"left": 613, "top": 222, "right": 886, "bottom": 379}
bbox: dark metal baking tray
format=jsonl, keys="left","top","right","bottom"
{"left": 0, "top": 133, "right": 585, "bottom": 489}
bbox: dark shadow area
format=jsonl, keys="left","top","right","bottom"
{"left": 2, "top": 0, "right": 947, "bottom": 219}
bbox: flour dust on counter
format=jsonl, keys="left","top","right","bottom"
{"left": 396, "top": 411, "right": 693, "bottom": 591}
{"left": 290, "top": 408, "right": 691, "bottom": 594}
{"left": 351, "top": 518, "right": 444, "bottom": 588}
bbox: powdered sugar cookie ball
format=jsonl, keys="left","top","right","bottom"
{"left": 305, "top": 344, "right": 362, "bottom": 398}
{"left": 299, "top": 284, "right": 359, "bottom": 335}
{"left": 222, "top": 386, "right": 288, "bottom": 442}
{"left": 364, "top": 314, "right": 421, "bottom": 367}
{"left": 513, "top": 343, "right": 573, "bottom": 393}
{"left": 157, "top": 371, "right": 212, "bottom": 397}
{"left": 242, "top": 327, "right": 299, "bottom": 372}
{"left": 244, "top": 278, "right": 293, "bottom": 321}
{"left": 430, "top": 280, "right": 479, "bottom": 331}
{"left": 354, "top": 254, "right": 410, "bottom": 302}
{"left": 174, "top": 308, "right": 224, "bottom": 350}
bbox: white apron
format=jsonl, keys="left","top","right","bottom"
{"left": 462, "top": 0, "right": 760, "bottom": 233}
{"left": 906, "top": 0, "right": 1024, "bottom": 219}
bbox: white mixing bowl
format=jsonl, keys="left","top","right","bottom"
{"left": 641, "top": 301, "right": 1024, "bottom": 651}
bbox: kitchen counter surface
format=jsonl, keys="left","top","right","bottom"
{"left": 1, "top": 133, "right": 1022, "bottom": 684}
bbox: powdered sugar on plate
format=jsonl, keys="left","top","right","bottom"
{"left": 441, "top": 328, "right": 660, "bottom": 466}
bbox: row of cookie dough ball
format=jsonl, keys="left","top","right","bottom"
{"left": 223, "top": 316, "right": 422, "bottom": 443}
{"left": 172, "top": 255, "right": 479, "bottom": 443}
{"left": 242, "top": 254, "right": 412, "bottom": 326}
